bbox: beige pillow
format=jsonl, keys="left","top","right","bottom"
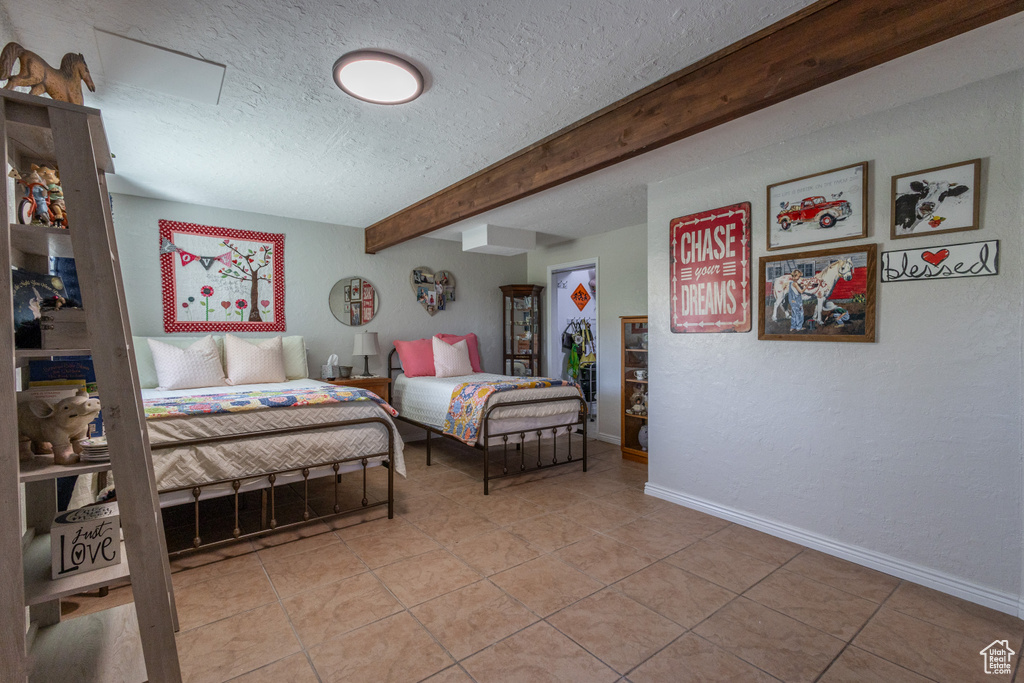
{"left": 433, "top": 336, "right": 473, "bottom": 377}
{"left": 281, "top": 335, "right": 308, "bottom": 379}
{"left": 225, "top": 335, "right": 287, "bottom": 385}
{"left": 147, "top": 336, "right": 227, "bottom": 391}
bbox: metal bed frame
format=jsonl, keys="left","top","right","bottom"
{"left": 387, "top": 348, "right": 586, "bottom": 494}
{"left": 151, "top": 416, "right": 395, "bottom": 556}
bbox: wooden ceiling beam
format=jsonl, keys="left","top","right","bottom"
{"left": 365, "top": 0, "right": 1023, "bottom": 253}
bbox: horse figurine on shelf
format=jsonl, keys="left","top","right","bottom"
{"left": 771, "top": 258, "right": 854, "bottom": 325}
{"left": 0, "top": 42, "right": 95, "bottom": 105}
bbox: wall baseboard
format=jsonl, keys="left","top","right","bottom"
{"left": 646, "top": 483, "right": 1022, "bottom": 618}
{"left": 596, "top": 432, "right": 620, "bottom": 445}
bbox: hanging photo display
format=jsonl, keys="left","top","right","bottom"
{"left": 159, "top": 220, "right": 285, "bottom": 332}
{"left": 410, "top": 267, "right": 456, "bottom": 316}
{"left": 669, "top": 202, "right": 751, "bottom": 333}
{"left": 881, "top": 240, "right": 998, "bottom": 283}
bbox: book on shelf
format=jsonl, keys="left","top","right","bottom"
{"left": 27, "top": 357, "right": 103, "bottom": 437}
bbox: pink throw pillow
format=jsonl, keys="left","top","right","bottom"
{"left": 436, "top": 333, "right": 483, "bottom": 373}
{"left": 394, "top": 338, "right": 435, "bottom": 377}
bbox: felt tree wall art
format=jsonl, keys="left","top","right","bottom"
{"left": 159, "top": 220, "right": 285, "bottom": 332}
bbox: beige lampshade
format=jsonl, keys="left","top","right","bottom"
{"left": 353, "top": 332, "right": 380, "bottom": 357}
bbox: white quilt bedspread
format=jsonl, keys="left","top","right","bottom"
{"left": 142, "top": 379, "right": 405, "bottom": 491}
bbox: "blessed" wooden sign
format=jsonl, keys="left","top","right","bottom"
{"left": 880, "top": 240, "right": 999, "bottom": 283}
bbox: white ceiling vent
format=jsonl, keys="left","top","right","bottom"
{"left": 94, "top": 29, "right": 226, "bottom": 105}
{"left": 462, "top": 224, "right": 536, "bottom": 256}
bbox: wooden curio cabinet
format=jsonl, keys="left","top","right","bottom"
{"left": 500, "top": 284, "right": 543, "bottom": 377}
{"left": 621, "top": 315, "right": 648, "bottom": 463}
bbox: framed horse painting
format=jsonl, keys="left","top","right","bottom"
{"left": 758, "top": 244, "right": 876, "bottom": 342}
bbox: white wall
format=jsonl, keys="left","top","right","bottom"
{"left": 527, "top": 223, "right": 648, "bottom": 443}
{"left": 647, "top": 71, "right": 1023, "bottom": 613}
{"left": 111, "top": 194, "right": 526, "bottom": 380}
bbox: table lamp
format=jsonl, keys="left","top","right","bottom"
{"left": 353, "top": 331, "right": 380, "bottom": 377}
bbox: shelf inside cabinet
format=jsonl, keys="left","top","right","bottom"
{"left": 15, "top": 348, "right": 91, "bottom": 360}
{"left": 621, "top": 315, "right": 649, "bottom": 465}
{"left": 8, "top": 223, "right": 73, "bottom": 258}
{"left": 29, "top": 602, "right": 146, "bottom": 683}
{"left": 19, "top": 455, "right": 111, "bottom": 483}
{"left": 23, "top": 530, "right": 129, "bottom": 606}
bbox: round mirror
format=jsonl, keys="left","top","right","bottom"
{"left": 329, "top": 277, "right": 379, "bottom": 326}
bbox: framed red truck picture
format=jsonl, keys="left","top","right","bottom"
{"left": 670, "top": 202, "right": 751, "bottom": 333}
{"left": 766, "top": 162, "right": 868, "bottom": 251}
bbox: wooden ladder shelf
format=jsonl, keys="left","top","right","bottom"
{"left": 0, "top": 90, "right": 181, "bottom": 681}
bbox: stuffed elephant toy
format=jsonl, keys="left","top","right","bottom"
{"left": 18, "top": 390, "right": 101, "bottom": 465}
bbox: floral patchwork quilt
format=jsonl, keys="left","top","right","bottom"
{"left": 144, "top": 386, "right": 397, "bottom": 419}
{"left": 441, "top": 378, "right": 581, "bottom": 446}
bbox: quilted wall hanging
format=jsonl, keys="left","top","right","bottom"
{"left": 159, "top": 219, "right": 285, "bottom": 332}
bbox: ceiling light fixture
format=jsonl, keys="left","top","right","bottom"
{"left": 333, "top": 50, "right": 423, "bottom": 105}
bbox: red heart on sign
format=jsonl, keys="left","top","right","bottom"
{"left": 922, "top": 249, "right": 950, "bottom": 266}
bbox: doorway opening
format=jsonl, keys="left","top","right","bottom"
{"left": 548, "top": 259, "right": 597, "bottom": 425}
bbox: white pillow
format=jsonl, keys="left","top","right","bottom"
{"left": 281, "top": 335, "right": 308, "bottom": 379}
{"left": 134, "top": 335, "right": 300, "bottom": 385}
{"left": 147, "top": 336, "right": 227, "bottom": 391}
{"left": 224, "top": 335, "right": 287, "bottom": 385}
{"left": 433, "top": 336, "right": 473, "bottom": 377}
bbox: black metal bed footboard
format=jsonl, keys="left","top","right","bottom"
{"left": 480, "top": 395, "right": 587, "bottom": 494}
{"left": 152, "top": 416, "right": 394, "bottom": 556}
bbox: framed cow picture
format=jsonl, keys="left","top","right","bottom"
{"left": 890, "top": 158, "right": 981, "bottom": 239}
{"left": 758, "top": 244, "right": 876, "bottom": 343}
{"left": 766, "top": 162, "right": 868, "bottom": 251}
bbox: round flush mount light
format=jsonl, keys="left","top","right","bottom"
{"left": 333, "top": 50, "right": 423, "bottom": 105}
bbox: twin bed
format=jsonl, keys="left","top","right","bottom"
{"left": 74, "top": 332, "right": 586, "bottom": 553}
{"left": 387, "top": 342, "right": 588, "bottom": 494}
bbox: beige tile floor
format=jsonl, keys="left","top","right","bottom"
{"left": 62, "top": 437, "right": 1024, "bottom": 683}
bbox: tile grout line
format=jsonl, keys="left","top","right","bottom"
{"left": 255, "top": 527, "right": 342, "bottom": 682}
{"left": 808, "top": 579, "right": 945, "bottom": 683}
{"left": 669, "top": 592, "right": 785, "bottom": 681}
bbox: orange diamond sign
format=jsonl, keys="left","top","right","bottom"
{"left": 570, "top": 284, "right": 591, "bottom": 311}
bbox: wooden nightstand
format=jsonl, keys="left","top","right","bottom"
{"left": 324, "top": 376, "right": 392, "bottom": 401}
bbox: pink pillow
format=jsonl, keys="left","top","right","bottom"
{"left": 436, "top": 333, "right": 483, "bottom": 372}
{"left": 394, "top": 338, "right": 435, "bottom": 377}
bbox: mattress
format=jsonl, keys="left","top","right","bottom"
{"left": 391, "top": 372, "right": 582, "bottom": 443}
{"left": 142, "top": 379, "right": 405, "bottom": 501}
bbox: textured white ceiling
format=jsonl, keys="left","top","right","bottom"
{"left": 3, "top": 2, "right": 1021, "bottom": 246}
{"left": 1, "top": 0, "right": 816, "bottom": 234}
{"left": 432, "top": 13, "right": 1024, "bottom": 243}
